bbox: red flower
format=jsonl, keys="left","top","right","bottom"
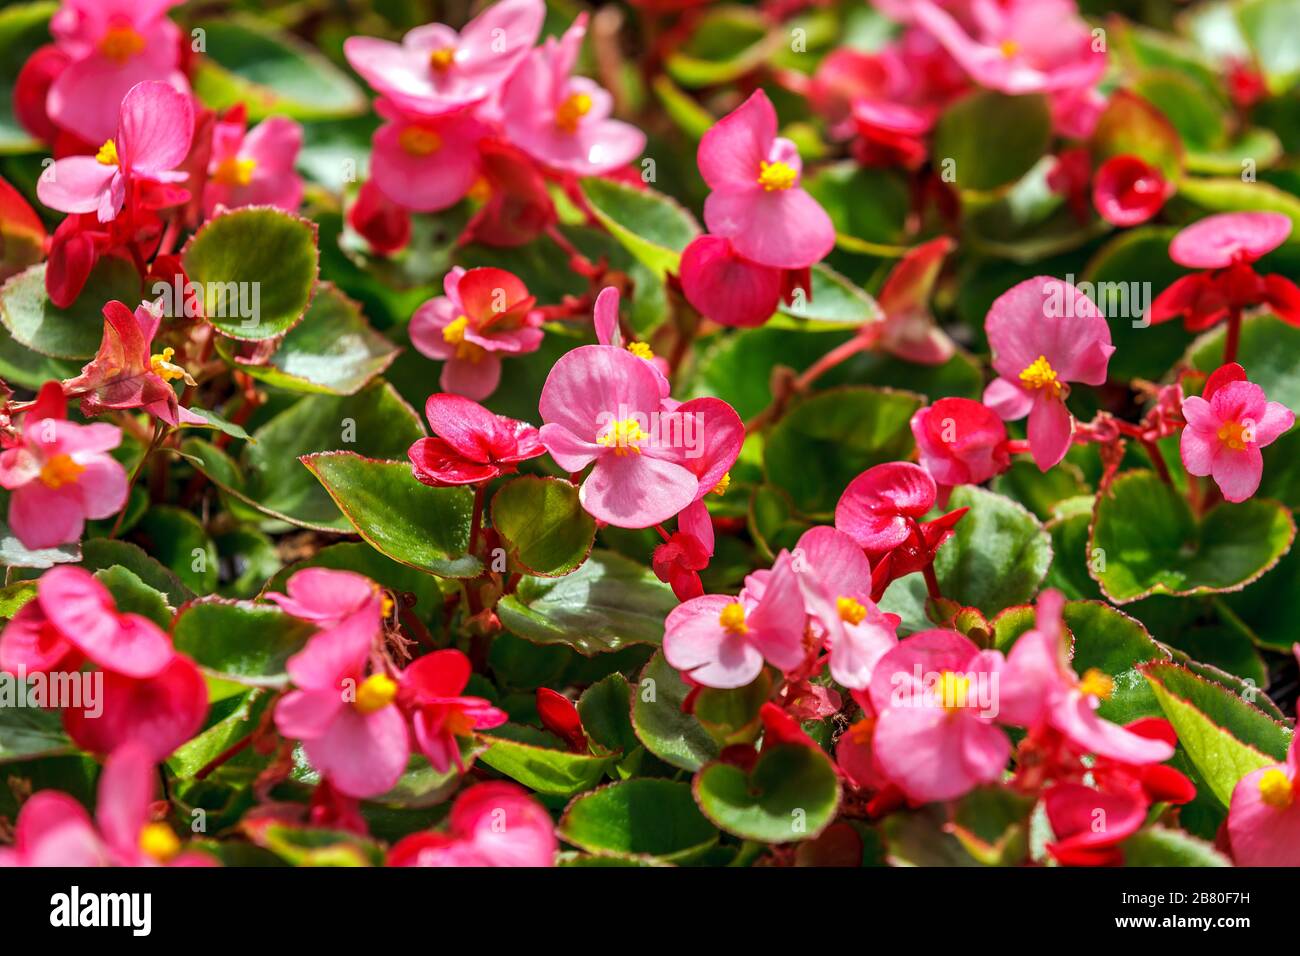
{"left": 408, "top": 392, "right": 544, "bottom": 486}
{"left": 1091, "top": 155, "right": 1171, "bottom": 227}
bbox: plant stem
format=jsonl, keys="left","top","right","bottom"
{"left": 469, "top": 483, "right": 486, "bottom": 554}
{"left": 1224, "top": 309, "right": 1242, "bottom": 365}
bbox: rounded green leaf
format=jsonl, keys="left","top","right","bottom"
{"left": 773, "top": 263, "right": 884, "bottom": 328}
{"left": 94, "top": 566, "right": 173, "bottom": 631}
{"left": 172, "top": 598, "right": 318, "bottom": 687}
{"left": 490, "top": 475, "right": 596, "bottom": 577}
{"left": 631, "top": 651, "right": 720, "bottom": 772}
{"left": 1088, "top": 88, "right": 1185, "bottom": 180}
{"left": 579, "top": 177, "right": 700, "bottom": 277}
{"left": 559, "top": 779, "right": 718, "bottom": 863}
{"left": 693, "top": 743, "right": 841, "bottom": 843}
{"left": 932, "top": 91, "right": 1052, "bottom": 192}
{"left": 1121, "top": 826, "right": 1230, "bottom": 866}
{"left": 134, "top": 505, "right": 219, "bottom": 595}
{"left": 477, "top": 724, "right": 614, "bottom": 796}
{"left": 181, "top": 206, "right": 320, "bottom": 340}
{"left": 0, "top": 259, "right": 140, "bottom": 359}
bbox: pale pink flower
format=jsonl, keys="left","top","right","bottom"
{"left": 369, "top": 98, "right": 490, "bottom": 212}
{"left": 203, "top": 113, "right": 304, "bottom": 215}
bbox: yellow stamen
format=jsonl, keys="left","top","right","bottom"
{"left": 441, "top": 315, "right": 485, "bottom": 363}
{"left": 445, "top": 708, "right": 477, "bottom": 738}
{"left": 467, "top": 176, "right": 492, "bottom": 204}
{"left": 1019, "top": 355, "right": 1063, "bottom": 396}
{"left": 1217, "top": 420, "right": 1250, "bottom": 451}
{"left": 429, "top": 47, "right": 457, "bottom": 72}
{"left": 597, "top": 418, "right": 647, "bottom": 456}
{"left": 96, "top": 139, "right": 120, "bottom": 167}
{"left": 39, "top": 454, "right": 84, "bottom": 490}
{"left": 837, "top": 596, "right": 867, "bottom": 625}
{"left": 626, "top": 341, "right": 654, "bottom": 360}
{"left": 555, "top": 93, "right": 593, "bottom": 134}
{"left": 1258, "top": 768, "right": 1294, "bottom": 809}
{"left": 398, "top": 125, "right": 442, "bottom": 157}
{"left": 999, "top": 39, "right": 1020, "bottom": 58}
{"left": 355, "top": 673, "right": 398, "bottom": 714}
{"left": 711, "top": 471, "right": 731, "bottom": 496}
{"left": 757, "top": 160, "right": 797, "bottom": 192}
{"left": 1078, "top": 667, "right": 1114, "bottom": 701}
{"left": 99, "top": 26, "right": 146, "bottom": 65}
{"left": 381, "top": 593, "right": 395, "bottom": 617}
{"left": 138, "top": 823, "right": 181, "bottom": 863}
{"left": 935, "top": 671, "right": 972, "bottom": 709}
{"left": 718, "top": 601, "right": 748, "bottom": 634}
{"left": 213, "top": 155, "right": 256, "bottom": 187}
{"left": 149, "top": 347, "right": 194, "bottom": 384}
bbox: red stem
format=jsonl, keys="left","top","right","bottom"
{"left": 1224, "top": 309, "right": 1242, "bottom": 365}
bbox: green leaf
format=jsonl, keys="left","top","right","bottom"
{"left": 0, "top": 704, "right": 72, "bottom": 764}
{"left": 803, "top": 163, "right": 910, "bottom": 252}
{"left": 0, "top": 579, "right": 36, "bottom": 618}
{"left": 631, "top": 651, "right": 720, "bottom": 772}
{"left": 496, "top": 550, "right": 677, "bottom": 655}
{"left": 0, "top": 3, "right": 56, "bottom": 154}
{"left": 490, "top": 476, "right": 595, "bottom": 578}
{"left": 217, "top": 283, "right": 398, "bottom": 395}
{"left": 79, "top": 538, "right": 194, "bottom": 607}
{"left": 301, "top": 452, "right": 479, "bottom": 578}
{"left": 1142, "top": 661, "right": 1291, "bottom": 806}
{"left": 373, "top": 743, "right": 484, "bottom": 809}
{"left": 247, "top": 821, "right": 383, "bottom": 867}
{"left": 693, "top": 743, "right": 840, "bottom": 843}
{"left": 183, "top": 405, "right": 253, "bottom": 442}
{"left": 932, "top": 91, "right": 1053, "bottom": 192}
{"left": 579, "top": 177, "right": 700, "bottom": 277}
{"left": 0, "top": 258, "right": 140, "bottom": 359}
{"left": 181, "top": 207, "right": 320, "bottom": 341}
{"left": 1177, "top": 177, "right": 1300, "bottom": 237}
{"left": 576, "top": 673, "right": 639, "bottom": 757}
{"left": 1089, "top": 470, "right": 1295, "bottom": 603}
{"left": 191, "top": 17, "right": 367, "bottom": 121}
{"left": 478, "top": 723, "right": 614, "bottom": 796}
{"left": 172, "top": 598, "right": 318, "bottom": 688}
{"left": 1237, "top": 0, "right": 1300, "bottom": 94}
{"left": 1133, "top": 70, "right": 1225, "bottom": 154}
{"left": 1122, "top": 826, "right": 1231, "bottom": 866}
{"left": 134, "top": 505, "right": 219, "bottom": 595}
{"left": 773, "top": 263, "right": 884, "bottom": 328}
{"left": 559, "top": 779, "right": 718, "bottom": 863}
{"left": 1186, "top": 312, "right": 1300, "bottom": 411}
{"left": 94, "top": 565, "right": 173, "bottom": 631}
{"left": 764, "top": 385, "right": 922, "bottom": 517}
{"left": 664, "top": 6, "right": 780, "bottom": 88}
{"left": 1088, "top": 88, "right": 1185, "bottom": 180}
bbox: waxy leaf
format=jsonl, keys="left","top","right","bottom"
{"left": 478, "top": 723, "right": 614, "bottom": 796}
{"left": 559, "top": 779, "right": 718, "bottom": 864}
{"left": 580, "top": 177, "right": 700, "bottom": 277}
{"left": 693, "top": 743, "right": 840, "bottom": 843}
{"left": 491, "top": 476, "right": 595, "bottom": 578}
{"left": 932, "top": 91, "right": 1053, "bottom": 192}
{"left": 172, "top": 598, "right": 318, "bottom": 687}
{"left": 0, "top": 258, "right": 141, "bottom": 359}
{"left": 631, "top": 651, "right": 720, "bottom": 772}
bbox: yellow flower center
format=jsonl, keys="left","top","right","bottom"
{"left": 398, "top": 125, "right": 443, "bottom": 157}
{"left": 555, "top": 93, "right": 593, "bottom": 134}
{"left": 711, "top": 471, "right": 731, "bottom": 496}
{"left": 214, "top": 155, "right": 256, "bottom": 187}
{"left": 467, "top": 176, "right": 492, "bottom": 204}
{"left": 718, "top": 601, "right": 748, "bottom": 634}
{"left": 757, "top": 160, "right": 797, "bottom": 192}
{"left": 355, "top": 673, "right": 398, "bottom": 714}
{"left": 138, "top": 823, "right": 181, "bottom": 863}
{"left": 429, "top": 47, "right": 456, "bottom": 72}
{"left": 1217, "top": 420, "right": 1251, "bottom": 451}
{"left": 441, "top": 315, "right": 486, "bottom": 363}
{"left": 150, "top": 347, "right": 190, "bottom": 383}
{"left": 935, "top": 671, "right": 972, "bottom": 709}
{"left": 837, "top": 596, "right": 867, "bottom": 625}
{"left": 1019, "top": 355, "right": 1063, "bottom": 396}
{"left": 1257, "top": 768, "right": 1294, "bottom": 809}
{"left": 99, "top": 26, "right": 146, "bottom": 64}
{"left": 96, "top": 139, "right": 120, "bottom": 167}
{"left": 1078, "top": 667, "right": 1114, "bottom": 701}
{"left": 39, "top": 454, "right": 84, "bottom": 490}
{"left": 597, "top": 418, "right": 647, "bottom": 456}
{"left": 999, "top": 39, "right": 1020, "bottom": 58}
{"left": 626, "top": 341, "right": 654, "bottom": 360}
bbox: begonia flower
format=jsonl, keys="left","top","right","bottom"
{"left": 910, "top": 397, "right": 1017, "bottom": 497}
{"left": 203, "top": 112, "right": 304, "bottom": 215}
{"left": 387, "top": 782, "right": 556, "bottom": 867}
{"left": 400, "top": 649, "right": 507, "bottom": 773}
{"left": 408, "top": 392, "right": 544, "bottom": 486}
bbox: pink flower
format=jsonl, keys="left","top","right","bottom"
{"left": 652, "top": 528, "right": 711, "bottom": 602}
{"left": 344, "top": 0, "right": 544, "bottom": 117}
{"left": 1179, "top": 363, "right": 1294, "bottom": 503}
{"left": 0, "top": 743, "right": 213, "bottom": 867}
{"left": 538, "top": 346, "right": 708, "bottom": 527}
{"left": 203, "top": 112, "right": 304, "bottom": 215}
{"left": 867, "top": 629, "right": 1010, "bottom": 803}
{"left": 697, "top": 90, "right": 834, "bottom": 269}
{"left": 793, "top": 526, "right": 899, "bottom": 690}
{"left": 46, "top": 0, "right": 189, "bottom": 145}
{"left": 910, "top": 397, "right": 1016, "bottom": 495}
{"left": 1091, "top": 155, "right": 1171, "bottom": 228}
{"left": 876, "top": 237, "right": 957, "bottom": 364}
{"left": 0, "top": 565, "right": 172, "bottom": 679}
{"left": 400, "top": 649, "right": 507, "bottom": 773}
{"left": 274, "top": 614, "right": 410, "bottom": 799}
{"left": 679, "top": 235, "right": 783, "bottom": 328}
{"left": 982, "top": 276, "right": 1114, "bottom": 471}
{"left": 265, "top": 567, "right": 386, "bottom": 631}
{"left": 368, "top": 99, "right": 490, "bottom": 212}
{"left": 63, "top": 655, "right": 208, "bottom": 761}
{"left": 62, "top": 298, "right": 203, "bottom": 427}
{"left": 38, "top": 80, "right": 193, "bottom": 224}
{"left": 592, "top": 286, "right": 670, "bottom": 392}
{"left": 662, "top": 551, "right": 807, "bottom": 689}
{"left": 1168, "top": 211, "right": 1293, "bottom": 270}
{"left": 0, "top": 381, "right": 128, "bottom": 549}
{"left": 499, "top": 15, "right": 646, "bottom": 175}
{"left": 410, "top": 266, "right": 543, "bottom": 401}
{"left": 387, "top": 782, "right": 556, "bottom": 867}
{"left": 409, "top": 392, "right": 544, "bottom": 486}
{"left": 1227, "top": 725, "right": 1300, "bottom": 866}
{"left": 999, "top": 590, "right": 1176, "bottom": 764}
{"left": 834, "top": 461, "right": 937, "bottom": 556}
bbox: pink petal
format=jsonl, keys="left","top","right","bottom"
{"left": 580, "top": 452, "right": 698, "bottom": 528}
{"left": 1169, "top": 212, "right": 1293, "bottom": 269}
{"left": 305, "top": 705, "right": 409, "bottom": 799}
{"left": 697, "top": 89, "right": 776, "bottom": 192}
{"left": 593, "top": 286, "right": 621, "bottom": 347}
{"left": 37, "top": 157, "right": 118, "bottom": 216}
{"left": 663, "top": 594, "right": 765, "bottom": 689}
{"left": 439, "top": 354, "right": 502, "bottom": 401}
{"left": 539, "top": 345, "right": 665, "bottom": 443}
{"left": 679, "top": 235, "right": 783, "bottom": 328}
{"left": 95, "top": 742, "right": 154, "bottom": 859}
{"left": 119, "top": 80, "right": 194, "bottom": 174}
{"left": 703, "top": 187, "right": 835, "bottom": 270}
{"left": 1026, "top": 393, "right": 1073, "bottom": 471}
{"left": 1210, "top": 444, "right": 1263, "bottom": 502}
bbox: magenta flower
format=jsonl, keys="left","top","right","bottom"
{"left": 999, "top": 590, "right": 1176, "bottom": 764}
{"left": 409, "top": 392, "right": 544, "bottom": 487}
{"left": 46, "top": 0, "right": 188, "bottom": 145}
{"left": 867, "top": 629, "right": 1010, "bottom": 803}
{"left": 1043, "top": 782, "right": 1147, "bottom": 867}
{"left": 344, "top": 0, "right": 544, "bottom": 117}
{"left": 876, "top": 236, "right": 957, "bottom": 365}
{"left": 662, "top": 551, "right": 807, "bottom": 689}
{"left": 910, "top": 397, "right": 1016, "bottom": 496}
{"left": 265, "top": 567, "right": 386, "bottom": 632}
{"left": 982, "top": 276, "right": 1114, "bottom": 471}
{"left": 539, "top": 346, "right": 708, "bottom": 528}
{"left": 63, "top": 654, "right": 208, "bottom": 761}
{"left": 834, "top": 461, "right": 937, "bottom": 555}
{"left": 0, "top": 743, "right": 213, "bottom": 867}
{"left": 1228, "top": 729, "right": 1300, "bottom": 866}
{"left": 1179, "top": 363, "right": 1294, "bottom": 503}
{"left": 204, "top": 113, "right": 304, "bottom": 216}
{"left": 499, "top": 15, "right": 645, "bottom": 175}
{"left": 369, "top": 99, "right": 490, "bottom": 212}
{"left": 0, "top": 382, "right": 128, "bottom": 550}
{"left": 410, "top": 266, "right": 543, "bottom": 401}
{"left": 38, "top": 80, "right": 193, "bottom": 224}
{"left": 592, "top": 286, "right": 670, "bottom": 392}
{"left": 679, "top": 234, "right": 783, "bottom": 328}
{"left": 388, "top": 782, "right": 556, "bottom": 867}
{"left": 793, "top": 526, "right": 899, "bottom": 690}
{"left": 400, "top": 649, "right": 507, "bottom": 773}
{"left": 697, "top": 90, "right": 834, "bottom": 270}
{"left": 1091, "top": 155, "right": 1171, "bottom": 228}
